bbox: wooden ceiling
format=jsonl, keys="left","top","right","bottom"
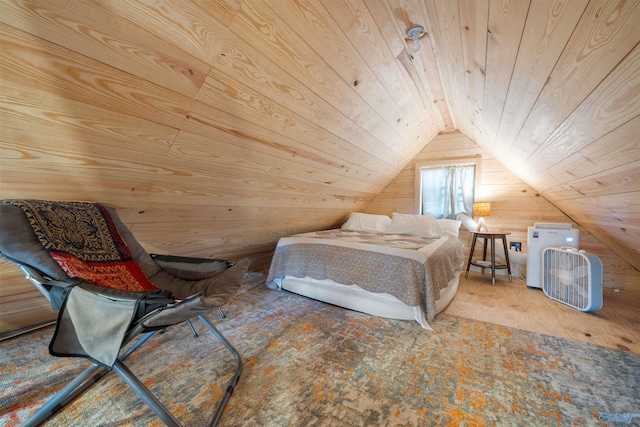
{"left": 1, "top": 0, "right": 638, "bottom": 275}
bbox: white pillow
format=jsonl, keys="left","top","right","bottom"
{"left": 341, "top": 212, "right": 391, "bottom": 233}
{"left": 436, "top": 219, "right": 462, "bottom": 237}
{"left": 386, "top": 213, "right": 442, "bottom": 238}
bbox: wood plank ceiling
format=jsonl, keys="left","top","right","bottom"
{"left": 1, "top": 0, "right": 639, "bottom": 277}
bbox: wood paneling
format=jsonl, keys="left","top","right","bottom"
{"left": 0, "top": 262, "right": 55, "bottom": 335}
{"left": 1, "top": 0, "right": 639, "bottom": 333}
{"left": 0, "top": 0, "right": 435, "bottom": 333}
{"left": 365, "top": 132, "right": 640, "bottom": 289}
{"left": 1, "top": 0, "right": 209, "bottom": 97}
{"left": 491, "top": 0, "right": 587, "bottom": 153}
{"left": 476, "top": 0, "right": 529, "bottom": 145}
{"left": 504, "top": 0, "right": 640, "bottom": 167}
{"left": 0, "top": 24, "right": 193, "bottom": 128}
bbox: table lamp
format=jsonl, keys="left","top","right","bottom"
{"left": 472, "top": 202, "right": 491, "bottom": 232}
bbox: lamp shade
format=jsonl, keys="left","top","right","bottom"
{"left": 472, "top": 202, "right": 491, "bottom": 217}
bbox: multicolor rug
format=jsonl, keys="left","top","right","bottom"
{"left": 1, "top": 273, "right": 639, "bottom": 426}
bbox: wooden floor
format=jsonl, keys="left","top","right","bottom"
{"left": 3, "top": 270, "right": 639, "bottom": 356}
{"left": 444, "top": 273, "right": 640, "bottom": 355}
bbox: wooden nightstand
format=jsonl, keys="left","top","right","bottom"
{"left": 465, "top": 231, "right": 512, "bottom": 285}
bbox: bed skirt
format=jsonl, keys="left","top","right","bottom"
{"left": 269, "top": 271, "right": 461, "bottom": 331}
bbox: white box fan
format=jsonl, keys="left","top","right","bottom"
{"left": 527, "top": 223, "right": 579, "bottom": 288}
{"left": 542, "top": 247, "right": 603, "bottom": 311}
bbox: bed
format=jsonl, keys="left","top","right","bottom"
{"left": 266, "top": 213, "right": 465, "bottom": 330}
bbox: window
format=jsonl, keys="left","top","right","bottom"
{"left": 415, "top": 156, "right": 480, "bottom": 219}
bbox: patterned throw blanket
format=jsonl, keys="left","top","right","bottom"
{"left": 267, "top": 229, "right": 464, "bottom": 320}
{"left": 2, "top": 200, "right": 157, "bottom": 292}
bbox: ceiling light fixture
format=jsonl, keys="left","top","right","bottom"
{"left": 406, "top": 25, "right": 426, "bottom": 53}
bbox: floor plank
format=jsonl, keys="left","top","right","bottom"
{"left": 444, "top": 273, "right": 640, "bottom": 354}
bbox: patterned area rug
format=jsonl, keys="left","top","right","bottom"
{"left": 1, "top": 273, "right": 639, "bottom": 426}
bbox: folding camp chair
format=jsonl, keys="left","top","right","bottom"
{"left": 0, "top": 200, "right": 250, "bottom": 427}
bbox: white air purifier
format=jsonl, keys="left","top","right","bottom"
{"left": 542, "top": 247, "right": 603, "bottom": 311}
{"left": 526, "top": 223, "right": 579, "bottom": 288}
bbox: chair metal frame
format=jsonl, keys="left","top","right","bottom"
{"left": 14, "top": 261, "right": 243, "bottom": 427}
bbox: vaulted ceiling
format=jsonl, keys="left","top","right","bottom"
{"left": 1, "top": 0, "right": 639, "bottom": 275}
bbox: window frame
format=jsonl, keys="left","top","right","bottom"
{"left": 414, "top": 155, "right": 482, "bottom": 217}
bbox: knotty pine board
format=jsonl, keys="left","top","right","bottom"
{"left": 423, "top": 0, "right": 472, "bottom": 137}
{"left": 267, "top": 0, "right": 418, "bottom": 138}
{"left": 0, "top": 0, "right": 209, "bottom": 97}
{"left": 506, "top": 0, "right": 640, "bottom": 164}
{"left": 1, "top": 84, "right": 178, "bottom": 153}
{"left": 322, "top": 0, "right": 421, "bottom": 118}
{"left": 0, "top": 24, "right": 193, "bottom": 129}
{"left": 491, "top": 0, "right": 585, "bottom": 154}
{"left": 528, "top": 45, "right": 640, "bottom": 172}
{"left": 534, "top": 116, "right": 640, "bottom": 191}
{"left": 543, "top": 164, "right": 640, "bottom": 200}
{"left": 232, "top": 0, "right": 412, "bottom": 151}
{"left": 0, "top": 170, "right": 152, "bottom": 205}
{"left": 192, "top": 71, "right": 401, "bottom": 181}
{"left": 0, "top": 261, "right": 55, "bottom": 335}
{"left": 458, "top": 0, "right": 489, "bottom": 144}
{"left": 171, "top": 128, "right": 388, "bottom": 194}
{"left": 478, "top": 0, "right": 530, "bottom": 148}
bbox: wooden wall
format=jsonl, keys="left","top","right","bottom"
{"left": 365, "top": 132, "right": 640, "bottom": 290}
{"left": 431, "top": 0, "right": 640, "bottom": 275}
{"left": 0, "top": 1, "right": 445, "bottom": 261}
{"left": 1, "top": 1, "right": 638, "bottom": 333}
{"left": 0, "top": 1, "right": 443, "bottom": 333}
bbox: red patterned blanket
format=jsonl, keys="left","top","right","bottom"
{"left": 3, "top": 200, "right": 157, "bottom": 292}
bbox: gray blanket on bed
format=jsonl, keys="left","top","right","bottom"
{"left": 267, "top": 230, "right": 464, "bottom": 320}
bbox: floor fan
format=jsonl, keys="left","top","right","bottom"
{"left": 542, "top": 247, "right": 603, "bottom": 311}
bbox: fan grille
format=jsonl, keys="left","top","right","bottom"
{"left": 542, "top": 249, "right": 590, "bottom": 310}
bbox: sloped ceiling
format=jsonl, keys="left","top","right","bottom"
{"left": 0, "top": 0, "right": 638, "bottom": 274}
{"left": 420, "top": 0, "right": 640, "bottom": 273}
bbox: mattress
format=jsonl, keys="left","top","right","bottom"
{"left": 273, "top": 272, "right": 460, "bottom": 330}
{"left": 267, "top": 229, "right": 464, "bottom": 329}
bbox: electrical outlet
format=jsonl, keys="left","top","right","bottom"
{"left": 510, "top": 242, "right": 522, "bottom": 252}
